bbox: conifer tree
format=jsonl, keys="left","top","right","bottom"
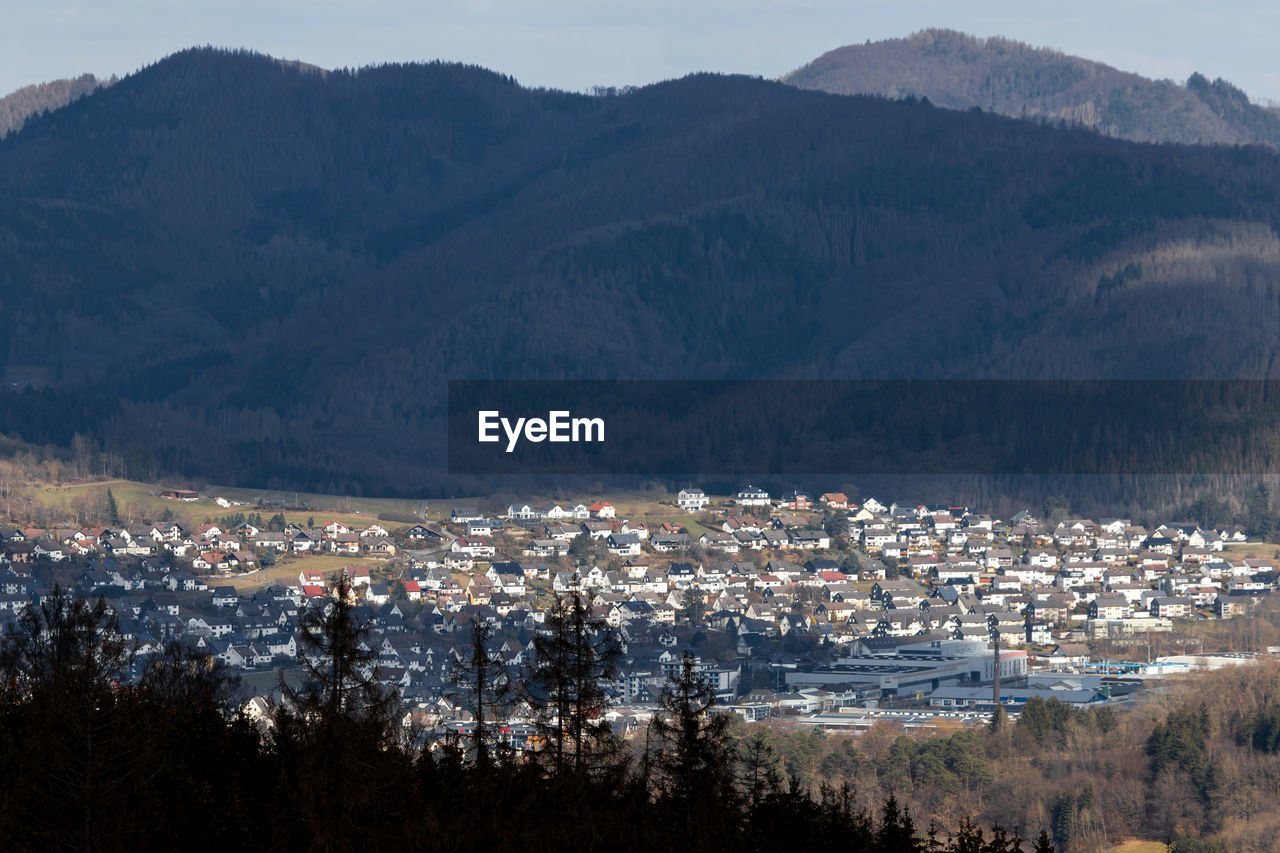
{"left": 647, "top": 652, "right": 737, "bottom": 836}
{"left": 875, "top": 794, "right": 923, "bottom": 853}
{"left": 0, "top": 586, "right": 137, "bottom": 849}
{"left": 452, "top": 618, "right": 514, "bottom": 769}
{"left": 270, "top": 568, "right": 408, "bottom": 851}
{"left": 524, "top": 590, "right": 623, "bottom": 777}
{"left": 284, "top": 568, "right": 390, "bottom": 722}
{"left": 106, "top": 488, "right": 119, "bottom": 525}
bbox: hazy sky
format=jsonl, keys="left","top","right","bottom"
{"left": 4, "top": 0, "right": 1280, "bottom": 104}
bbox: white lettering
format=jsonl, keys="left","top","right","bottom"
{"left": 478, "top": 411, "right": 501, "bottom": 443}
{"left": 549, "top": 410, "right": 570, "bottom": 442}
{"left": 502, "top": 416, "right": 526, "bottom": 453}
{"left": 572, "top": 416, "right": 604, "bottom": 443}
{"left": 480, "top": 410, "right": 605, "bottom": 452}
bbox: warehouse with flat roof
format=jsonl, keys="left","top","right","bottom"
{"left": 784, "top": 644, "right": 1027, "bottom": 697}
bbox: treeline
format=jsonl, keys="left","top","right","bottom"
{"left": 0, "top": 580, "right": 1052, "bottom": 852}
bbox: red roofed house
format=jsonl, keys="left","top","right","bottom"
{"left": 452, "top": 537, "right": 496, "bottom": 558}
{"left": 322, "top": 520, "right": 350, "bottom": 538}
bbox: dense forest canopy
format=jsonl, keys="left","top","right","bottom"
{"left": 3, "top": 48, "right": 1280, "bottom": 500}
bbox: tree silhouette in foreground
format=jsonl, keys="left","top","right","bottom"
{"left": 269, "top": 568, "right": 412, "bottom": 851}
{"left": 523, "top": 590, "right": 624, "bottom": 779}
{"left": 0, "top": 585, "right": 1064, "bottom": 851}
{"left": 0, "top": 587, "right": 265, "bottom": 850}
{"left": 451, "top": 618, "right": 515, "bottom": 769}
{"left": 646, "top": 651, "right": 738, "bottom": 843}
{"left": 0, "top": 587, "right": 135, "bottom": 849}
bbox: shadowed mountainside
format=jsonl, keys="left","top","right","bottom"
{"left": 4, "top": 48, "right": 1280, "bottom": 495}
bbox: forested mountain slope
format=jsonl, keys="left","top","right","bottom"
{"left": 4, "top": 48, "right": 1280, "bottom": 494}
{"left": 785, "top": 29, "right": 1280, "bottom": 147}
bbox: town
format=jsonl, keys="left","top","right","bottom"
{"left": 0, "top": 482, "right": 1272, "bottom": 739}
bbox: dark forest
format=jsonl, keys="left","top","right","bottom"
{"left": 4, "top": 49, "right": 1280, "bottom": 508}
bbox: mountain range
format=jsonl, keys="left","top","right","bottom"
{"left": 3, "top": 47, "right": 1280, "bottom": 498}
{"left": 784, "top": 29, "right": 1280, "bottom": 147}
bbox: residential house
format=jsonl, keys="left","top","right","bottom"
{"left": 677, "top": 488, "right": 709, "bottom": 512}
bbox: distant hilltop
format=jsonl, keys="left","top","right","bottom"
{"left": 784, "top": 28, "right": 1280, "bottom": 147}
{"left": 0, "top": 73, "right": 116, "bottom": 137}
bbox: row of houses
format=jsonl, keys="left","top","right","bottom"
{"left": 0, "top": 519, "right": 404, "bottom": 572}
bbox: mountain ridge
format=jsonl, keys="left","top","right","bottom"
{"left": 783, "top": 28, "right": 1280, "bottom": 147}
{"left": 3, "top": 48, "right": 1280, "bottom": 496}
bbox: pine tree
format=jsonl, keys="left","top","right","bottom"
{"left": 875, "top": 794, "right": 923, "bottom": 853}
{"left": 283, "top": 568, "right": 391, "bottom": 723}
{"left": 682, "top": 586, "right": 705, "bottom": 627}
{"left": 949, "top": 817, "right": 985, "bottom": 853}
{"left": 106, "top": 488, "right": 119, "bottom": 525}
{"left": 452, "top": 619, "right": 514, "bottom": 769}
{"left": 991, "top": 702, "right": 1009, "bottom": 732}
{"left": 523, "top": 591, "right": 623, "bottom": 777}
{"left": 0, "top": 586, "right": 138, "bottom": 849}
{"left": 647, "top": 652, "right": 737, "bottom": 835}
{"left": 269, "top": 568, "right": 409, "bottom": 851}
{"left": 736, "top": 729, "right": 782, "bottom": 808}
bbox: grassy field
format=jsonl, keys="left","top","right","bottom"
{"left": 29, "top": 479, "right": 173, "bottom": 519}
{"left": 1224, "top": 542, "right": 1280, "bottom": 559}
{"left": 222, "top": 555, "right": 393, "bottom": 592}
{"left": 21, "top": 479, "right": 488, "bottom": 532}
{"left": 19, "top": 479, "right": 791, "bottom": 545}
{"left": 23, "top": 480, "right": 744, "bottom": 529}
{"left": 1106, "top": 841, "right": 1166, "bottom": 853}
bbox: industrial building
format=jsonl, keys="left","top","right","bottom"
{"left": 784, "top": 639, "right": 1026, "bottom": 698}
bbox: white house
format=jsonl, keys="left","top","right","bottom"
{"left": 507, "top": 503, "right": 537, "bottom": 521}
{"left": 677, "top": 488, "right": 709, "bottom": 513}
{"left": 452, "top": 537, "right": 496, "bottom": 558}
{"left": 588, "top": 502, "right": 616, "bottom": 519}
{"left": 607, "top": 533, "right": 642, "bottom": 557}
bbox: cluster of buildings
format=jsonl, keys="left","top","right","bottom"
{"left": 0, "top": 485, "right": 1269, "bottom": 729}
{"left": 0, "top": 516, "right": 402, "bottom": 571}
